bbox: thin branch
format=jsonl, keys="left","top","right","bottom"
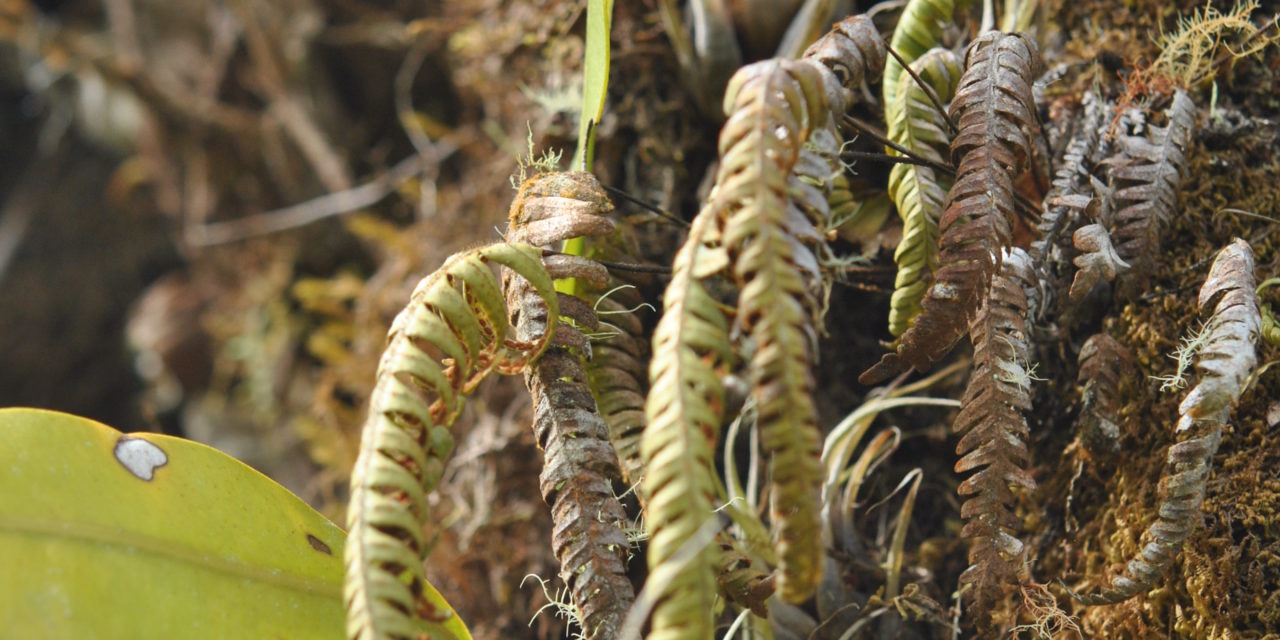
{"left": 884, "top": 43, "right": 959, "bottom": 134}
{"left": 540, "top": 249, "right": 672, "bottom": 275}
{"left": 601, "top": 184, "right": 690, "bottom": 228}
{"left": 185, "top": 155, "right": 423, "bottom": 246}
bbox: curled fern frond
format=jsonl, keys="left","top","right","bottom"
{"left": 886, "top": 48, "right": 963, "bottom": 337}
{"left": 1069, "top": 222, "right": 1129, "bottom": 301}
{"left": 883, "top": 0, "right": 963, "bottom": 134}
{"left": 503, "top": 171, "right": 635, "bottom": 639}
{"left": 863, "top": 32, "right": 1042, "bottom": 384}
{"left": 1108, "top": 89, "right": 1197, "bottom": 295}
{"left": 801, "top": 14, "right": 888, "bottom": 110}
{"left": 345, "top": 242, "right": 558, "bottom": 640}
{"left": 953, "top": 247, "right": 1037, "bottom": 614}
{"left": 1072, "top": 238, "right": 1261, "bottom": 605}
{"left": 1075, "top": 333, "right": 1135, "bottom": 457}
{"left": 642, "top": 210, "right": 733, "bottom": 640}
{"left": 717, "top": 57, "right": 828, "bottom": 604}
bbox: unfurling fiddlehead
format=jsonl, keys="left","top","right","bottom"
{"left": 1108, "top": 89, "right": 1196, "bottom": 296}
{"left": 887, "top": 48, "right": 962, "bottom": 337}
{"left": 345, "top": 242, "right": 558, "bottom": 640}
{"left": 503, "top": 171, "right": 635, "bottom": 639}
{"left": 953, "top": 247, "right": 1037, "bottom": 614}
{"left": 863, "top": 32, "right": 1042, "bottom": 384}
{"left": 1072, "top": 239, "right": 1261, "bottom": 604}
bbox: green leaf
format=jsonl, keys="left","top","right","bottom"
{"left": 0, "top": 408, "right": 469, "bottom": 640}
{"left": 560, "top": 0, "right": 614, "bottom": 298}
{"left": 572, "top": 0, "right": 614, "bottom": 172}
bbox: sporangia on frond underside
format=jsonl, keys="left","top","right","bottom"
{"left": 345, "top": 242, "right": 559, "bottom": 640}
{"left": 502, "top": 171, "right": 635, "bottom": 639}
{"left": 1073, "top": 238, "right": 1261, "bottom": 605}
{"left": 887, "top": 48, "right": 962, "bottom": 337}
{"left": 1076, "top": 333, "right": 1135, "bottom": 457}
{"left": 1107, "top": 89, "right": 1196, "bottom": 297}
{"left": 953, "top": 247, "right": 1037, "bottom": 614}
{"left": 862, "top": 31, "right": 1042, "bottom": 384}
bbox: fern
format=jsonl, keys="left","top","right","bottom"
{"left": 1108, "top": 89, "right": 1197, "bottom": 296}
{"left": 503, "top": 171, "right": 635, "bottom": 639}
{"left": 883, "top": 0, "right": 964, "bottom": 135}
{"left": 953, "top": 247, "right": 1037, "bottom": 615}
{"left": 345, "top": 242, "right": 558, "bottom": 640}
{"left": 863, "top": 32, "right": 1042, "bottom": 383}
{"left": 887, "top": 48, "right": 963, "bottom": 337}
{"left": 642, "top": 210, "right": 733, "bottom": 640}
{"left": 1030, "top": 92, "right": 1109, "bottom": 269}
{"left": 1072, "top": 239, "right": 1261, "bottom": 604}
{"left": 586, "top": 288, "right": 651, "bottom": 493}
{"left": 1075, "top": 333, "right": 1135, "bottom": 457}
{"left": 1069, "top": 222, "right": 1129, "bottom": 301}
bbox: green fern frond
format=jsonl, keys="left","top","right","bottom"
{"left": 887, "top": 48, "right": 963, "bottom": 337}
{"left": 642, "top": 211, "right": 734, "bottom": 640}
{"left": 883, "top": 0, "right": 964, "bottom": 134}
{"left": 345, "top": 242, "right": 557, "bottom": 640}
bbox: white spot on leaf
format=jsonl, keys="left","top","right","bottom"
{"left": 114, "top": 437, "right": 168, "bottom": 481}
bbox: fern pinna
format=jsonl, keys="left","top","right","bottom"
{"left": 344, "top": 242, "right": 558, "bottom": 640}
{"left": 863, "top": 32, "right": 1042, "bottom": 384}
{"left": 502, "top": 171, "right": 635, "bottom": 638}
{"left": 1073, "top": 239, "right": 1262, "bottom": 605}
{"left": 953, "top": 247, "right": 1037, "bottom": 614}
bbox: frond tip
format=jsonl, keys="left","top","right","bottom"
{"left": 345, "top": 242, "right": 558, "bottom": 640}
{"left": 1070, "top": 238, "right": 1261, "bottom": 605}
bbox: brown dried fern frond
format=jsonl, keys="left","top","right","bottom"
{"left": 345, "top": 242, "right": 558, "bottom": 640}
{"left": 502, "top": 171, "right": 634, "bottom": 639}
{"left": 953, "top": 247, "right": 1037, "bottom": 615}
{"left": 863, "top": 32, "right": 1042, "bottom": 384}
{"left": 1030, "top": 92, "right": 1109, "bottom": 269}
{"left": 1108, "top": 89, "right": 1197, "bottom": 296}
{"left": 1075, "top": 333, "right": 1135, "bottom": 457}
{"left": 1072, "top": 238, "right": 1261, "bottom": 605}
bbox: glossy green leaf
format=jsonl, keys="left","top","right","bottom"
{"left": 0, "top": 408, "right": 469, "bottom": 640}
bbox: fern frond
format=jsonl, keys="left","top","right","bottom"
{"left": 886, "top": 48, "right": 963, "bottom": 337}
{"left": 863, "top": 32, "right": 1041, "bottom": 384}
{"left": 586, "top": 288, "right": 651, "bottom": 492}
{"left": 345, "top": 242, "right": 557, "bottom": 640}
{"left": 642, "top": 210, "right": 733, "bottom": 640}
{"left": 716, "top": 58, "right": 828, "bottom": 604}
{"left": 1072, "top": 238, "right": 1261, "bottom": 605}
{"left": 504, "top": 171, "right": 635, "bottom": 639}
{"left": 801, "top": 14, "right": 888, "bottom": 111}
{"left": 1075, "top": 333, "right": 1134, "bottom": 457}
{"left": 953, "top": 247, "right": 1037, "bottom": 615}
{"left": 883, "top": 0, "right": 963, "bottom": 135}
{"left": 1069, "top": 223, "right": 1129, "bottom": 301}
{"left": 1030, "top": 92, "right": 1109, "bottom": 268}
{"left": 1108, "top": 89, "right": 1197, "bottom": 295}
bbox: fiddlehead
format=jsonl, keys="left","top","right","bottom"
{"left": 953, "top": 247, "right": 1037, "bottom": 615}
{"left": 863, "top": 32, "right": 1042, "bottom": 384}
{"left": 1072, "top": 238, "right": 1261, "bottom": 604}
{"left": 503, "top": 171, "right": 635, "bottom": 639}
{"left": 886, "top": 48, "right": 963, "bottom": 337}
{"left": 345, "top": 242, "right": 558, "bottom": 640}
